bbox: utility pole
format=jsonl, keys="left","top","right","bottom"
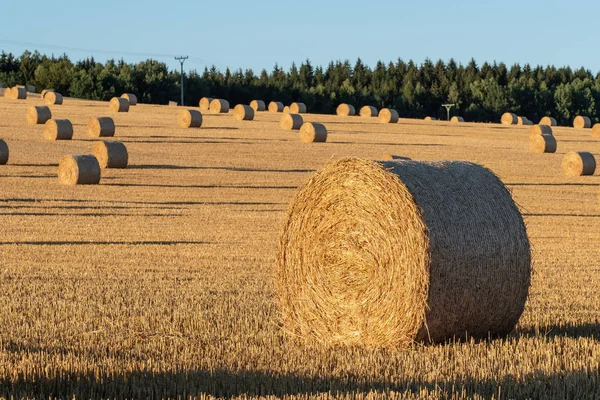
{"left": 442, "top": 103, "right": 456, "bottom": 121}
{"left": 174, "top": 56, "right": 189, "bottom": 106}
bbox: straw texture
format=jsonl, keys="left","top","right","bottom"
{"left": 378, "top": 108, "right": 399, "bottom": 124}
{"left": 109, "top": 97, "right": 129, "bottom": 113}
{"left": 45, "top": 92, "right": 63, "bottom": 105}
{"left": 592, "top": 123, "right": 600, "bottom": 138}
{"left": 573, "top": 116, "right": 592, "bottom": 129}
{"left": 299, "top": 122, "right": 327, "bottom": 143}
{"left": 562, "top": 151, "right": 596, "bottom": 176}
{"left": 88, "top": 117, "right": 116, "bottom": 137}
{"left": 27, "top": 106, "right": 52, "bottom": 125}
{"left": 58, "top": 155, "right": 101, "bottom": 185}
{"left": 268, "top": 101, "right": 284, "bottom": 113}
{"left": 280, "top": 113, "right": 303, "bottom": 130}
{"left": 199, "top": 97, "right": 213, "bottom": 111}
{"left": 290, "top": 102, "right": 307, "bottom": 114}
{"left": 93, "top": 141, "right": 128, "bottom": 169}
{"left": 336, "top": 104, "right": 356, "bottom": 116}
{"left": 233, "top": 104, "right": 255, "bottom": 121}
{"left": 0, "top": 139, "right": 8, "bottom": 165}
{"left": 501, "top": 112, "right": 517, "bottom": 125}
{"left": 250, "top": 100, "right": 266, "bottom": 112}
{"left": 539, "top": 116, "right": 557, "bottom": 126}
{"left": 360, "top": 106, "right": 378, "bottom": 117}
{"left": 178, "top": 110, "right": 203, "bottom": 128}
{"left": 529, "top": 134, "right": 556, "bottom": 153}
{"left": 44, "top": 119, "right": 73, "bottom": 141}
{"left": 121, "top": 93, "right": 137, "bottom": 106}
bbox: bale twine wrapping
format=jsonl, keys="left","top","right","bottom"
{"left": 93, "top": 141, "right": 128, "bottom": 169}
{"left": 501, "top": 112, "right": 517, "bottom": 125}
{"left": 451, "top": 116, "right": 465, "bottom": 124}
{"left": 573, "top": 116, "right": 592, "bottom": 129}
{"left": 592, "top": 123, "right": 600, "bottom": 138}
{"left": 199, "top": 97, "right": 213, "bottom": 111}
{"left": 121, "top": 93, "right": 137, "bottom": 106}
{"left": 268, "top": 101, "right": 284, "bottom": 113}
{"left": 360, "top": 105, "right": 378, "bottom": 117}
{"left": 58, "top": 155, "right": 101, "bottom": 185}
{"left": 233, "top": 104, "right": 255, "bottom": 121}
{"left": 529, "top": 124, "right": 553, "bottom": 140}
{"left": 336, "top": 104, "right": 356, "bottom": 116}
{"left": 109, "top": 97, "right": 129, "bottom": 113}
{"left": 539, "top": 116, "right": 557, "bottom": 126}
{"left": 290, "top": 102, "right": 307, "bottom": 114}
{"left": 299, "top": 122, "right": 327, "bottom": 143}
{"left": 381, "top": 154, "right": 411, "bottom": 161}
{"left": 283, "top": 106, "right": 290, "bottom": 114}
{"left": 276, "top": 157, "right": 531, "bottom": 348}
{"left": 44, "top": 119, "right": 73, "bottom": 141}
{"left": 280, "top": 113, "right": 303, "bottom": 130}
{"left": 250, "top": 100, "right": 266, "bottom": 112}
{"left": 88, "top": 117, "right": 116, "bottom": 137}
{"left": 178, "top": 109, "right": 203, "bottom": 128}
{"left": 41, "top": 89, "right": 54, "bottom": 98}
{"left": 27, "top": 106, "right": 52, "bottom": 125}
{"left": 45, "top": 92, "right": 63, "bottom": 105}
{"left": 11, "top": 86, "right": 27, "bottom": 100}
{"left": 562, "top": 151, "right": 596, "bottom": 176}
{"left": 210, "top": 99, "right": 230, "bottom": 113}
{"left": 0, "top": 139, "right": 8, "bottom": 165}
{"left": 378, "top": 108, "right": 399, "bottom": 124}
{"left": 529, "top": 134, "right": 556, "bottom": 154}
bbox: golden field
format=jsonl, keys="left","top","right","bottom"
{"left": 0, "top": 95, "right": 598, "bottom": 399}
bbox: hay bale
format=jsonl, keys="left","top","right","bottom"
{"left": 381, "top": 154, "right": 411, "bottom": 161}
{"left": 45, "top": 92, "right": 63, "bottom": 105}
{"left": 109, "top": 97, "right": 129, "bottom": 113}
{"left": 199, "top": 97, "right": 213, "bottom": 111}
{"left": 269, "top": 101, "right": 284, "bottom": 113}
{"left": 562, "top": 151, "right": 596, "bottom": 176}
{"left": 233, "top": 104, "right": 255, "bottom": 121}
{"left": 276, "top": 157, "right": 531, "bottom": 347}
{"left": 178, "top": 109, "right": 203, "bottom": 128}
{"left": 501, "top": 112, "right": 517, "bottom": 125}
{"left": 283, "top": 106, "right": 290, "bottom": 114}
{"left": 360, "top": 105, "right": 378, "bottom": 117}
{"left": 592, "top": 123, "right": 600, "bottom": 138}
{"left": 290, "top": 102, "right": 307, "bottom": 114}
{"left": 88, "top": 117, "right": 116, "bottom": 137}
{"left": 424, "top": 116, "right": 436, "bottom": 121}
{"left": 168, "top": 101, "right": 178, "bottom": 107}
{"left": 378, "top": 108, "right": 399, "bottom": 124}
{"left": 27, "top": 106, "right": 52, "bottom": 125}
{"left": 93, "top": 141, "right": 128, "bottom": 169}
{"left": 529, "top": 124, "right": 553, "bottom": 140}
{"left": 41, "top": 89, "right": 54, "bottom": 98}
{"left": 250, "top": 100, "right": 266, "bottom": 112}
{"left": 539, "top": 116, "right": 557, "bottom": 126}
{"left": 280, "top": 113, "right": 303, "bottom": 130}
{"left": 121, "top": 93, "right": 137, "bottom": 106}
{"left": 529, "top": 134, "right": 556, "bottom": 154}
{"left": 58, "top": 155, "right": 101, "bottom": 185}
{"left": 0, "top": 139, "right": 8, "bottom": 165}
{"left": 336, "top": 103, "right": 356, "bottom": 116}
{"left": 44, "top": 119, "right": 73, "bottom": 141}
{"left": 210, "top": 99, "right": 229, "bottom": 113}
{"left": 573, "top": 116, "right": 592, "bottom": 129}
{"left": 3, "top": 87, "right": 11, "bottom": 98}
{"left": 516, "top": 116, "right": 532, "bottom": 126}
{"left": 299, "top": 122, "right": 327, "bottom": 143}
{"left": 11, "top": 86, "right": 27, "bottom": 100}
{"left": 451, "top": 116, "right": 465, "bottom": 124}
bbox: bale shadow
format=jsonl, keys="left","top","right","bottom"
{"left": 0, "top": 212, "right": 180, "bottom": 217}
{"left": 104, "top": 183, "right": 298, "bottom": 190}
{"left": 8, "top": 163, "right": 59, "bottom": 167}
{"left": 507, "top": 182, "right": 599, "bottom": 187}
{"left": 515, "top": 321, "right": 600, "bottom": 340}
{"left": 0, "top": 240, "right": 212, "bottom": 246}
{"left": 331, "top": 141, "right": 446, "bottom": 147}
{"left": 523, "top": 213, "right": 600, "bottom": 218}
{"left": 128, "top": 164, "right": 315, "bottom": 173}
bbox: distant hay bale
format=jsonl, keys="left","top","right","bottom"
{"left": 210, "top": 99, "right": 230, "bottom": 113}
{"left": 573, "top": 116, "right": 592, "bottom": 129}
{"left": 280, "top": 113, "right": 303, "bottom": 130}
{"left": 168, "top": 101, "right": 178, "bottom": 107}
{"left": 58, "top": 155, "right": 101, "bottom": 185}
{"left": 0, "top": 139, "right": 8, "bottom": 165}
{"left": 283, "top": 106, "right": 290, "bottom": 114}
{"left": 233, "top": 104, "right": 255, "bottom": 121}
{"left": 199, "top": 97, "right": 213, "bottom": 111}
{"left": 501, "top": 112, "right": 517, "bottom": 125}
{"left": 41, "top": 89, "right": 54, "bottom": 98}
{"left": 44, "top": 119, "right": 73, "bottom": 141}
{"left": 276, "top": 157, "right": 531, "bottom": 347}
{"left": 26, "top": 85, "right": 36, "bottom": 93}
{"left": 178, "top": 109, "right": 203, "bottom": 128}
{"left": 562, "top": 151, "right": 596, "bottom": 176}
{"left": 88, "top": 117, "right": 116, "bottom": 137}
{"left": 27, "top": 106, "right": 52, "bottom": 125}
{"left": 121, "top": 93, "right": 137, "bottom": 106}
{"left": 529, "top": 134, "right": 556, "bottom": 154}
{"left": 381, "top": 154, "right": 412, "bottom": 161}
{"left": 268, "top": 101, "right": 284, "bottom": 113}
{"left": 93, "top": 141, "right": 128, "bottom": 169}
{"left": 109, "top": 97, "right": 129, "bottom": 113}
{"left": 378, "top": 108, "right": 399, "bottom": 124}
{"left": 451, "top": 116, "right": 465, "bottom": 124}
{"left": 529, "top": 124, "right": 553, "bottom": 140}
{"left": 360, "top": 105, "right": 378, "bottom": 117}
{"left": 336, "top": 103, "right": 356, "bottom": 116}
{"left": 592, "top": 123, "right": 600, "bottom": 138}
{"left": 290, "top": 102, "right": 307, "bottom": 114}
{"left": 539, "top": 116, "right": 557, "bottom": 126}
{"left": 11, "top": 86, "right": 27, "bottom": 100}
{"left": 250, "top": 100, "right": 266, "bottom": 112}
{"left": 516, "top": 116, "right": 532, "bottom": 126}
{"left": 45, "top": 92, "right": 63, "bottom": 105}
{"left": 424, "top": 116, "right": 436, "bottom": 121}
{"left": 3, "top": 87, "right": 12, "bottom": 98}
{"left": 299, "top": 122, "right": 327, "bottom": 143}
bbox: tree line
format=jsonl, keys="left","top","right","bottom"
{"left": 1, "top": 49, "right": 599, "bottom": 125}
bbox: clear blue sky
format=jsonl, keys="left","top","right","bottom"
{"left": 0, "top": 0, "right": 597, "bottom": 74}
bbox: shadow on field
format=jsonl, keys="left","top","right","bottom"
{"left": 516, "top": 321, "right": 600, "bottom": 339}
{"left": 507, "top": 182, "right": 599, "bottom": 187}
{"left": 128, "top": 164, "right": 315, "bottom": 173}
{"left": 104, "top": 183, "right": 298, "bottom": 190}
{"left": 330, "top": 141, "right": 446, "bottom": 147}
{"left": 0, "top": 198, "right": 285, "bottom": 207}
{"left": 523, "top": 213, "right": 600, "bottom": 218}
{"left": 0, "top": 240, "right": 212, "bottom": 246}
{"left": 9, "top": 163, "right": 59, "bottom": 167}
{"left": 1, "top": 175, "right": 54, "bottom": 179}
{"left": 0, "top": 212, "right": 179, "bottom": 217}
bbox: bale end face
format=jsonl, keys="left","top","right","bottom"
{"left": 58, "top": 155, "right": 101, "bottom": 185}
{"left": 92, "top": 141, "right": 128, "bottom": 169}
{"left": 299, "top": 122, "right": 327, "bottom": 143}
{"left": 562, "top": 151, "right": 596, "bottom": 176}
{"left": 178, "top": 110, "right": 203, "bottom": 128}
{"left": 233, "top": 104, "right": 255, "bottom": 121}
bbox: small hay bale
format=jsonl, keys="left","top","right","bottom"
{"left": 276, "top": 157, "right": 531, "bottom": 347}
{"left": 27, "top": 106, "right": 52, "bottom": 125}
{"left": 529, "top": 134, "right": 556, "bottom": 154}
{"left": 88, "top": 117, "right": 116, "bottom": 137}
{"left": 268, "top": 101, "right": 284, "bottom": 113}
{"left": 539, "top": 116, "right": 557, "bottom": 126}
{"left": 11, "top": 86, "right": 27, "bottom": 100}
{"left": 250, "top": 100, "right": 266, "bottom": 112}
{"left": 381, "top": 154, "right": 412, "bottom": 161}
{"left": 592, "top": 123, "right": 600, "bottom": 138}
{"left": 58, "top": 155, "right": 101, "bottom": 185}
{"left": 360, "top": 105, "right": 378, "bottom": 117}
{"left": 424, "top": 116, "right": 436, "bottom": 121}
{"left": 299, "top": 122, "right": 327, "bottom": 143}
{"left": 41, "top": 89, "right": 54, "bottom": 98}
{"left": 45, "top": 92, "right": 63, "bottom": 105}
{"left": 336, "top": 103, "right": 356, "bottom": 116}
{"left": 562, "top": 151, "right": 596, "bottom": 176}
{"left": 3, "top": 87, "right": 12, "bottom": 98}
{"left": 168, "top": 101, "right": 178, "bottom": 107}
{"left": 501, "top": 112, "right": 517, "bottom": 125}
{"left": 210, "top": 99, "right": 229, "bottom": 113}
{"left": 573, "top": 116, "right": 592, "bottom": 129}
{"left": 378, "top": 108, "right": 399, "bottom": 124}
{"left": 529, "top": 124, "right": 553, "bottom": 140}
{"left": 451, "top": 116, "right": 465, "bottom": 124}
{"left": 121, "top": 93, "right": 137, "bottom": 106}
{"left": 0, "top": 139, "right": 8, "bottom": 165}
{"left": 280, "top": 113, "right": 303, "bottom": 130}
{"left": 109, "top": 97, "right": 129, "bottom": 113}
{"left": 44, "top": 119, "right": 73, "bottom": 141}
{"left": 199, "top": 97, "right": 213, "bottom": 111}
{"left": 178, "top": 109, "right": 203, "bottom": 128}
{"left": 93, "top": 141, "right": 128, "bottom": 169}
{"left": 516, "top": 116, "right": 531, "bottom": 126}
{"left": 233, "top": 104, "right": 255, "bottom": 121}
{"left": 290, "top": 102, "right": 307, "bottom": 114}
{"left": 283, "top": 106, "right": 290, "bottom": 114}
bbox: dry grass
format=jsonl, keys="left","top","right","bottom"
{"left": 0, "top": 96, "right": 598, "bottom": 399}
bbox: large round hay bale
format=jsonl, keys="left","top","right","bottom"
{"left": 109, "top": 97, "right": 129, "bottom": 113}
{"left": 378, "top": 108, "right": 399, "bottom": 124}
{"left": 11, "top": 86, "right": 27, "bottom": 100}
{"left": 573, "top": 116, "right": 592, "bottom": 129}
{"left": 27, "top": 106, "right": 52, "bottom": 125}
{"left": 451, "top": 116, "right": 465, "bottom": 124}
{"left": 276, "top": 157, "right": 531, "bottom": 347}
{"left": 93, "top": 141, "right": 128, "bottom": 169}
{"left": 530, "top": 134, "right": 557, "bottom": 154}
{"left": 336, "top": 103, "right": 356, "bottom": 116}
{"left": 233, "top": 104, "right": 255, "bottom": 121}
{"left": 360, "top": 105, "right": 378, "bottom": 117}
{"left": 121, "top": 93, "right": 137, "bottom": 106}
{"left": 250, "top": 100, "right": 266, "bottom": 112}
{"left": 424, "top": 116, "right": 436, "bottom": 121}
{"left": 44, "top": 119, "right": 73, "bottom": 141}
{"left": 0, "top": 139, "right": 8, "bottom": 165}
{"left": 562, "top": 151, "right": 596, "bottom": 176}
{"left": 290, "top": 102, "right": 307, "bottom": 114}
{"left": 199, "top": 97, "right": 213, "bottom": 111}
{"left": 501, "top": 112, "right": 517, "bottom": 125}
{"left": 41, "top": 89, "right": 54, "bottom": 98}
{"left": 539, "top": 116, "right": 557, "bottom": 126}
{"left": 210, "top": 99, "right": 230, "bottom": 113}
{"left": 88, "top": 117, "right": 116, "bottom": 137}
{"left": 268, "top": 101, "right": 284, "bottom": 113}
{"left": 529, "top": 124, "right": 553, "bottom": 140}
{"left": 280, "top": 113, "right": 303, "bottom": 130}
{"left": 283, "top": 106, "right": 290, "bottom": 114}
{"left": 299, "top": 122, "right": 327, "bottom": 143}
{"left": 178, "top": 109, "right": 203, "bottom": 128}
{"left": 58, "top": 155, "right": 101, "bottom": 185}
{"left": 592, "top": 123, "right": 600, "bottom": 138}
{"left": 45, "top": 92, "right": 63, "bottom": 105}
{"left": 3, "top": 87, "right": 12, "bottom": 98}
